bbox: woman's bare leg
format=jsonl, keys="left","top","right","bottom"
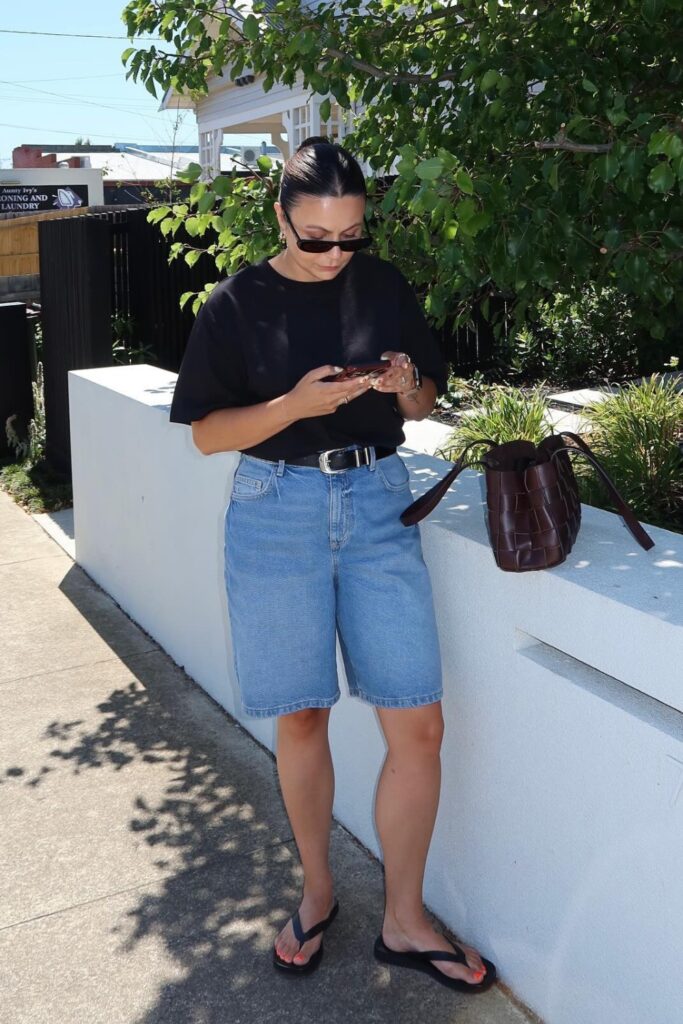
{"left": 375, "top": 702, "right": 488, "bottom": 985}
{"left": 273, "top": 707, "right": 336, "bottom": 966}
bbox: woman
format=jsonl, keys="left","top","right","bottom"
{"left": 169, "top": 137, "right": 496, "bottom": 994}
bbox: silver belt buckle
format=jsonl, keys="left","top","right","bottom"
{"left": 318, "top": 446, "right": 369, "bottom": 474}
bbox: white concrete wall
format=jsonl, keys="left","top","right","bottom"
{"left": 69, "top": 364, "right": 683, "bottom": 1024}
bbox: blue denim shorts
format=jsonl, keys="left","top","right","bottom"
{"left": 223, "top": 450, "right": 443, "bottom": 718}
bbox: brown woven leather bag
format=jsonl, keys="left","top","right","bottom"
{"left": 401, "top": 430, "right": 655, "bottom": 571}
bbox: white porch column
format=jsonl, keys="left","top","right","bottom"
{"left": 270, "top": 128, "right": 289, "bottom": 161}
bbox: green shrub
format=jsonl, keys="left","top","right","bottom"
{"left": 437, "top": 373, "right": 683, "bottom": 534}
{"left": 4, "top": 360, "right": 46, "bottom": 466}
{"left": 575, "top": 374, "right": 683, "bottom": 533}
{"left": 505, "top": 286, "right": 644, "bottom": 386}
{"left": 438, "top": 384, "right": 554, "bottom": 460}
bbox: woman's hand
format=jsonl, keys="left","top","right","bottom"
{"left": 370, "top": 351, "right": 417, "bottom": 395}
{"left": 285, "top": 365, "right": 373, "bottom": 420}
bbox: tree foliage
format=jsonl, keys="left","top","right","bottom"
{"left": 122, "top": 0, "right": 683, "bottom": 355}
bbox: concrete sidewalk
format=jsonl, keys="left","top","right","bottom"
{"left": 0, "top": 488, "right": 538, "bottom": 1024}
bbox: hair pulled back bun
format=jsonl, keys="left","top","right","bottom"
{"left": 279, "top": 135, "right": 366, "bottom": 212}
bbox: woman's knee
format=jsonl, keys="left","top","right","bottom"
{"left": 380, "top": 703, "right": 444, "bottom": 756}
{"left": 277, "top": 706, "right": 331, "bottom": 740}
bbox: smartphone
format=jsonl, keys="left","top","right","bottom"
{"left": 322, "top": 361, "right": 391, "bottom": 382}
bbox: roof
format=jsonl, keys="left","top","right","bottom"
{"left": 35, "top": 143, "right": 283, "bottom": 181}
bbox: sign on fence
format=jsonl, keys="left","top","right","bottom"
{"left": 0, "top": 184, "right": 89, "bottom": 214}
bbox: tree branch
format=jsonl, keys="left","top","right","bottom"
{"left": 534, "top": 126, "right": 613, "bottom": 153}
{"left": 323, "top": 46, "right": 460, "bottom": 83}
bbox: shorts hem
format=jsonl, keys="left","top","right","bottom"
{"left": 241, "top": 693, "right": 341, "bottom": 718}
{"left": 348, "top": 688, "right": 443, "bottom": 710}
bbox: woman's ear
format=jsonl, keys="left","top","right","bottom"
{"left": 273, "top": 201, "right": 286, "bottom": 237}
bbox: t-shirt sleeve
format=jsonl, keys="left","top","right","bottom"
{"left": 395, "top": 270, "right": 449, "bottom": 396}
{"left": 168, "top": 286, "right": 249, "bottom": 425}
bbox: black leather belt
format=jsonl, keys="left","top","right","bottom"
{"left": 286, "top": 445, "right": 396, "bottom": 474}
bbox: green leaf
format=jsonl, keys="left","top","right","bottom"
{"left": 630, "top": 112, "right": 652, "bottom": 131}
{"left": 179, "top": 162, "right": 203, "bottom": 183}
{"left": 147, "top": 205, "right": 170, "bottom": 224}
{"left": 662, "top": 227, "right": 683, "bottom": 249}
{"left": 256, "top": 155, "right": 272, "bottom": 172}
{"left": 121, "top": 46, "right": 136, "bottom": 63}
{"left": 460, "top": 210, "right": 491, "bottom": 236}
{"left": 197, "top": 192, "right": 215, "bottom": 214}
{"left": 594, "top": 153, "right": 620, "bottom": 181}
{"left": 416, "top": 158, "right": 444, "bottom": 181}
{"left": 660, "top": 133, "right": 683, "bottom": 159}
{"left": 145, "top": 77, "right": 158, "bottom": 98}
{"left": 480, "top": 69, "right": 500, "bottom": 92}
{"left": 625, "top": 253, "right": 647, "bottom": 283}
{"left": 185, "top": 250, "right": 202, "bottom": 268}
{"left": 549, "top": 163, "right": 559, "bottom": 191}
{"left": 456, "top": 197, "right": 477, "bottom": 223}
{"left": 648, "top": 162, "right": 675, "bottom": 193}
{"left": 243, "top": 15, "right": 259, "bottom": 41}
{"left": 606, "top": 107, "right": 629, "bottom": 127}
{"left": 213, "top": 175, "right": 233, "bottom": 196}
{"left": 582, "top": 78, "right": 598, "bottom": 94}
{"left": 455, "top": 169, "right": 474, "bottom": 194}
{"left": 603, "top": 228, "right": 621, "bottom": 249}
{"left": 643, "top": 0, "right": 663, "bottom": 23}
{"left": 319, "top": 98, "right": 331, "bottom": 123}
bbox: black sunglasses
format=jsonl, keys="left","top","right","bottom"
{"left": 283, "top": 207, "right": 373, "bottom": 253}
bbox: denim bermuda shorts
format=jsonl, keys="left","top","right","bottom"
{"left": 223, "top": 449, "right": 443, "bottom": 718}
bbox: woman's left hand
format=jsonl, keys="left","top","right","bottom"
{"left": 370, "top": 351, "right": 416, "bottom": 395}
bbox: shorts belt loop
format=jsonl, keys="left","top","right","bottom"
{"left": 276, "top": 459, "right": 285, "bottom": 476}
{"left": 369, "top": 445, "right": 377, "bottom": 472}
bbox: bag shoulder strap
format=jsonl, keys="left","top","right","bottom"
{"left": 400, "top": 439, "right": 496, "bottom": 526}
{"left": 553, "top": 431, "right": 655, "bottom": 551}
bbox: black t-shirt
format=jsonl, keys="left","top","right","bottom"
{"left": 168, "top": 252, "right": 449, "bottom": 460}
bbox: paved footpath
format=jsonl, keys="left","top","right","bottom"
{"left": 0, "top": 487, "right": 539, "bottom": 1024}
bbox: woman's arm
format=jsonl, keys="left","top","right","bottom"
{"left": 191, "top": 364, "right": 373, "bottom": 455}
{"left": 192, "top": 395, "right": 296, "bottom": 455}
{"left": 396, "top": 376, "right": 438, "bottom": 422}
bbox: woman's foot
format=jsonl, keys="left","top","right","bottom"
{"left": 274, "top": 886, "right": 336, "bottom": 967}
{"left": 381, "top": 913, "right": 488, "bottom": 985}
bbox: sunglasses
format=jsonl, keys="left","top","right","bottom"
{"left": 283, "top": 207, "right": 373, "bottom": 253}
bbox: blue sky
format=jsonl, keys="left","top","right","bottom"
{"left": 0, "top": 2, "right": 264, "bottom": 168}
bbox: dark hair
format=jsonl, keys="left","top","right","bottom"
{"left": 279, "top": 136, "right": 366, "bottom": 213}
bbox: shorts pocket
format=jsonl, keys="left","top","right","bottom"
{"left": 376, "top": 453, "right": 411, "bottom": 492}
{"left": 231, "top": 462, "right": 275, "bottom": 500}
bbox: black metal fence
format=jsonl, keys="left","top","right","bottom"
{"left": 38, "top": 205, "right": 210, "bottom": 474}
{"left": 438, "top": 298, "right": 509, "bottom": 376}
{"left": 0, "top": 302, "right": 33, "bottom": 459}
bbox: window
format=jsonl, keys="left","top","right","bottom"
{"left": 291, "top": 105, "right": 311, "bottom": 149}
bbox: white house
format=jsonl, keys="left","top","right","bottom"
{"left": 158, "top": 1, "right": 362, "bottom": 178}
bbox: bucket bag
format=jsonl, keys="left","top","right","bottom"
{"left": 400, "top": 430, "right": 655, "bottom": 572}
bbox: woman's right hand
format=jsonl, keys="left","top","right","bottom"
{"left": 285, "top": 365, "right": 373, "bottom": 420}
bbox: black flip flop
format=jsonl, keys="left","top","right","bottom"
{"left": 374, "top": 932, "right": 497, "bottom": 993}
{"left": 273, "top": 900, "right": 340, "bottom": 974}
